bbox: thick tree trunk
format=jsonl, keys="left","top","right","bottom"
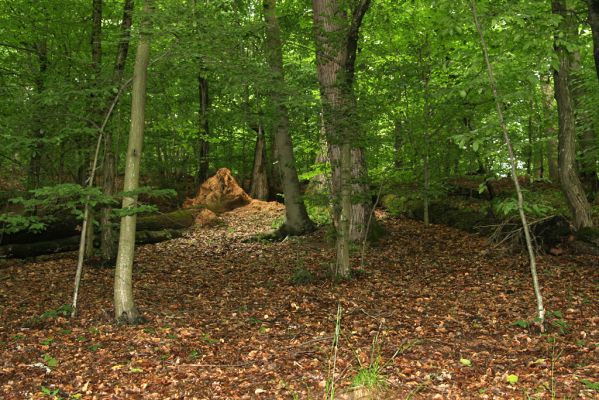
{"left": 250, "top": 124, "right": 269, "bottom": 200}
{"left": 197, "top": 75, "right": 210, "bottom": 185}
{"left": 552, "top": 0, "right": 593, "bottom": 229}
{"left": 588, "top": 0, "right": 599, "bottom": 82}
{"left": 263, "top": 0, "right": 314, "bottom": 235}
{"left": 99, "top": 0, "right": 134, "bottom": 264}
{"left": 114, "top": 0, "right": 152, "bottom": 324}
{"left": 312, "top": 0, "right": 372, "bottom": 263}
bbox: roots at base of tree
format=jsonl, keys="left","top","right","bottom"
{"left": 116, "top": 309, "right": 147, "bottom": 325}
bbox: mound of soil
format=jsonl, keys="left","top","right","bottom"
{"left": 183, "top": 168, "right": 251, "bottom": 213}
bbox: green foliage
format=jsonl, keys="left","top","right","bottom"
{"left": 581, "top": 379, "right": 599, "bottom": 392}
{"left": 305, "top": 202, "right": 331, "bottom": 226}
{"left": 546, "top": 310, "right": 570, "bottom": 334}
{"left": 459, "top": 358, "right": 472, "bottom": 367}
{"left": 290, "top": 267, "right": 314, "bottom": 285}
{"left": 512, "top": 319, "right": 530, "bottom": 329}
{"left": 493, "top": 195, "right": 555, "bottom": 218}
{"left": 40, "top": 304, "right": 73, "bottom": 320}
{"left": 42, "top": 354, "right": 59, "bottom": 368}
{"left": 352, "top": 362, "right": 387, "bottom": 389}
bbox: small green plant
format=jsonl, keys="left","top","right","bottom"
{"left": 581, "top": 379, "right": 599, "bottom": 392}
{"left": 352, "top": 330, "right": 389, "bottom": 391}
{"left": 40, "top": 386, "right": 60, "bottom": 398}
{"left": 352, "top": 361, "right": 387, "bottom": 389}
{"left": 40, "top": 304, "right": 73, "bottom": 320}
{"left": 189, "top": 349, "right": 201, "bottom": 360}
{"left": 88, "top": 343, "right": 102, "bottom": 352}
{"left": 43, "top": 354, "right": 59, "bottom": 368}
{"left": 325, "top": 304, "right": 343, "bottom": 400}
{"left": 40, "top": 337, "right": 54, "bottom": 346}
{"left": 506, "top": 374, "right": 518, "bottom": 385}
{"left": 202, "top": 333, "right": 219, "bottom": 344}
{"left": 459, "top": 358, "right": 472, "bottom": 367}
{"left": 290, "top": 267, "right": 314, "bottom": 285}
{"left": 512, "top": 319, "right": 530, "bottom": 329}
{"left": 546, "top": 310, "right": 570, "bottom": 334}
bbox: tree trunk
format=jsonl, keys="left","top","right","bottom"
{"left": 540, "top": 76, "right": 558, "bottom": 181}
{"left": 250, "top": 123, "right": 269, "bottom": 200}
{"left": 552, "top": 0, "right": 593, "bottom": 229}
{"left": 28, "top": 40, "right": 48, "bottom": 189}
{"left": 100, "top": 135, "right": 116, "bottom": 262}
{"left": 99, "top": 0, "right": 134, "bottom": 265}
{"left": 312, "top": 0, "right": 372, "bottom": 262}
{"left": 114, "top": 0, "right": 152, "bottom": 324}
{"left": 197, "top": 75, "right": 210, "bottom": 185}
{"left": 263, "top": 0, "right": 314, "bottom": 235}
{"left": 588, "top": 0, "right": 599, "bottom": 82}
{"left": 393, "top": 118, "right": 403, "bottom": 170}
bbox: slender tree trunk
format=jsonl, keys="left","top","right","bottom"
{"left": 588, "top": 0, "right": 599, "bottom": 82}
{"left": 393, "top": 118, "right": 403, "bottom": 170}
{"left": 114, "top": 0, "right": 152, "bottom": 324}
{"left": 469, "top": 0, "right": 545, "bottom": 330}
{"left": 552, "top": 0, "right": 593, "bottom": 229}
{"left": 250, "top": 123, "right": 269, "bottom": 200}
{"left": 540, "top": 76, "right": 558, "bottom": 181}
{"left": 29, "top": 40, "right": 48, "bottom": 189}
{"left": 100, "top": 0, "right": 134, "bottom": 265}
{"left": 197, "top": 75, "right": 210, "bottom": 185}
{"left": 263, "top": 0, "right": 314, "bottom": 235}
{"left": 82, "top": 0, "right": 104, "bottom": 260}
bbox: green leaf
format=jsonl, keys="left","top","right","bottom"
{"left": 460, "top": 358, "right": 472, "bottom": 367}
{"left": 506, "top": 374, "right": 518, "bottom": 385}
{"left": 43, "top": 354, "right": 58, "bottom": 368}
{"left": 581, "top": 379, "right": 599, "bottom": 391}
{"left": 512, "top": 320, "right": 530, "bottom": 328}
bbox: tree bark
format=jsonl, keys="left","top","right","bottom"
{"left": 197, "top": 75, "right": 210, "bottom": 185}
{"left": 28, "top": 40, "right": 48, "bottom": 189}
{"left": 263, "top": 0, "right": 314, "bottom": 235}
{"left": 250, "top": 123, "right": 269, "bottom": 200}
{"left": 540, "top": 76, "right": 558, "bottom": 181}
{"left": 114, "top": 0, "right": 152, "bottom": 324}
{"left": 552, "top": 0, "right": 593, "bottom": 229}
{"left": 100, "top": 0, "right": 134, "bottom": 264}
{"left": 312, "top": 0, "right": 372, "bottom": 259}
{"left": 588, "top": 0, "right": 599, "bottom": 82}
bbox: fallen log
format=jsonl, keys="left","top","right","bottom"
{"left": 0, "top": 228, "right": 185, "bottom": 259}
{"left": 0, "top": 209, "right": 197, "bottom": 245}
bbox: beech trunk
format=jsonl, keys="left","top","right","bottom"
{"left": 263, "top": 0, "right": 314, "bottom": 235}
{"left": 114, "top": 0, "right": 152, "bottom": 324}
{"left": 552, "top": 0, "right": 593, "bottom": 229}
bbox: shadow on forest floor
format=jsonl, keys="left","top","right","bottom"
{"left": 0, "top": 202, "right": 598, "bottom": 399}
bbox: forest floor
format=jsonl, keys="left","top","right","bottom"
{"left": 0, "top": 201, "right": 598, "bottom": 399}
